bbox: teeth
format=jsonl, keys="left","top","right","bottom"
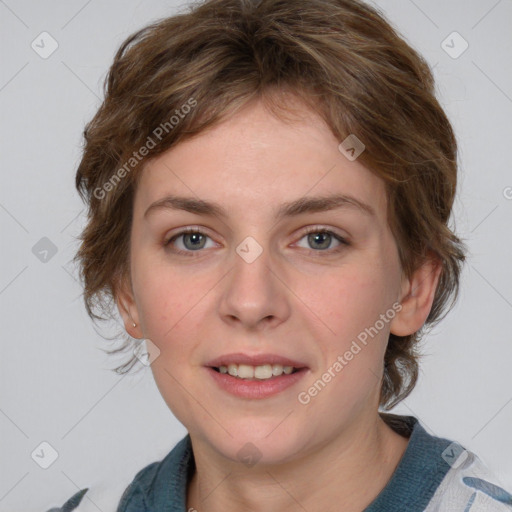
{"left": 237, "top": 364, "right": 254, "bottom": 379}
{"left": 254, "top": 364, "right": 272, "bottom": 379}
{"left": 218, "top": 363, "right": 297, "bottom": 380}
{"left": 272, "top": 364, "right": 283, "bottom": 375}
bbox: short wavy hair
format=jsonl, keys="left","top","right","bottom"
{"left": 74, "top": 0, "right": 467, "bottom": 410}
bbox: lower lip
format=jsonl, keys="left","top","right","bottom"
{"left": 206, "top": 367, "right": 309, "bottom": 399}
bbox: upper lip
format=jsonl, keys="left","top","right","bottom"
{"left": 206, "top": 353, "right": 308, "bottom": 368}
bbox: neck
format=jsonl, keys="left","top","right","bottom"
{"left": 187, "top": 413, "right": 410, "bottom": 512}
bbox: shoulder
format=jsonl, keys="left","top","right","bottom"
{"left": 424, "top": 446, "right": 512, "bottom": 511}
{"left": 116, "top": 434, "right": 194, "bottom": 512}
{"left": 367, "top": 414, "right": 512, "bottom": 512}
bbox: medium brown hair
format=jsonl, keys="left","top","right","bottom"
{"left": 74, "top": 0, "right": 467, "bottom": 409}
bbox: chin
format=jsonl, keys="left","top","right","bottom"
{"left": 202, "top": 422, "right": 307, "bottom": 467}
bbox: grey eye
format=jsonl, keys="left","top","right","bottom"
{"left": 296, "top": 230, "right": 345, "bottom": 251}
{"left": 181, "top": 232, "right": 208, "bottom": 250}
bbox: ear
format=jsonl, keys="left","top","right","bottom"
{"left": 390, "top": 253, "right": 442, "bottom": 337}
{"left": 115, "top": 274, "right": 143, "bottom": 339}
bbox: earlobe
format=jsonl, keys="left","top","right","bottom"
{"left": 115, "top": 277, "right": 143, "bottom": 339}
{"left": 390, "top": 255, "right": 442, "bottom": 337}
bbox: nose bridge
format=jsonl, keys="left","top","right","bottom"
{"left": 218, "top": 233, "right": 289, "bottom": 327}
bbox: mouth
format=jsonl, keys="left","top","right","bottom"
{"left": 204, "top": 353, "right": 309, "bottom": 399}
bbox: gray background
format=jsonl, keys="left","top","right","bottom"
{"left": 1, "top": 0, "right": 511, "bottom": 510}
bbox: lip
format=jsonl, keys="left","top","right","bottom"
{"left": 205, "top": 352, "right": 308, "bottom": 368}
{"left": 206, "top": 366, "right": 309, "bottom": 399}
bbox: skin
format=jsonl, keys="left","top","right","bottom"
{"left": 117, "top": 95, "right": 441, "bottom": 512}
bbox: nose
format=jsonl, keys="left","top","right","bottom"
{"left": 218, "top": 239, "right": 291, "bottom": 331}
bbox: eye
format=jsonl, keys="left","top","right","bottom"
{"left": 295, "top": 227, "right": 349, "bottom": 254}
{"left": 164, "top": 228, "right": 215, "bottom": 255}
{"left": 164, "top": 226, "right": 349, "bottom": 256}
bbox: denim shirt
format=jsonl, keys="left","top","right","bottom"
{"left": 116, "top": 414, "right": 512, "bottom": 511}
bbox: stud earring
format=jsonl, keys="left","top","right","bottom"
{"left": 132, "top": 322, "right": 137, "bottom": 328}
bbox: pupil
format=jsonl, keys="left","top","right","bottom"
{"left": 309, "top": 232, "right": 330, "bottom": 250}
{"left": 185, "top": 233, "right": 205, "bottom": 250}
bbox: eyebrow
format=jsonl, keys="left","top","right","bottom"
{"left": 144, "top": 193, "right": 376, "bottom": 220}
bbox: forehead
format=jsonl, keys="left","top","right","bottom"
{"left": 134, "top": 99, "right": 388, "bottom": 225}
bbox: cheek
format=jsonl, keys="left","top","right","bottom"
{"left": 295, "top": 264, "right": 394, "bottom": 405}
{"left": 132, "top": 263, "right": 213, "bottom": 356}
{"left": 298, "top": 266, "right": 389, "bottom": 341}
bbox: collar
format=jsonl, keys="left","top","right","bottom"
{"left": 364, "top": 413, "right": 454, "bottom": 511}
{"left": 151, "top": 413, "right": 454, "bottom": 511}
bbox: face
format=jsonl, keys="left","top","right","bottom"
{"left": 119, "top": 97, "right": 412, "bottom": 465}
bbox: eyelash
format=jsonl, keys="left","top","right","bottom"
{"left": 164, "top": 226, "right": 349, "bottom": 257}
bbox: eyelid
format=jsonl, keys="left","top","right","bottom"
{"left": 297, "top": 225, "right": 348, "bottom": 240}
